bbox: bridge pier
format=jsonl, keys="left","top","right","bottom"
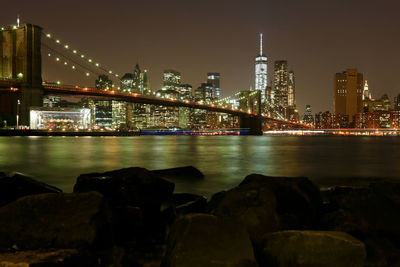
{"left": 0, "top": 24, "right": 43, "bottom": 127}
{"left": 240, "top": 116, "right": 263, "bottom": 135}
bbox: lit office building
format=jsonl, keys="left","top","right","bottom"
{"left": 112, "top": 101, "right": 127, "bottom": 129}
{"left": 95, "top": 75, "right": 113, "bottom": 90}
{"left": 142, "top": 70, "right": 151, "bottom": 95}
{"left": 207, "top": 73, "right": 221, "bottom": 99}
{"left": 273, "top": 60, "right": 289, "bottom": 108}
{"left": 302, "top": 105, "right": 314, "bottom": 125}
{"left": 315, "top": 111, "right": 333, "bottom": 129}
{"left": 132, "top": 64, "right": 142, "bottom": 93}
{"left": 180, "top": 84, "right": 193, "bottom": 100}
{"left": 162, "top": 70, "right": 181, "bottom": 93}
{"left": 334, "top": 69, "right": 363, "bottom": 122}
{"left": 288, "top": 71, "right": 295, "bottom": 107}
{"left": 255, "top": 34, "right": 267, "bottom": 103}
{"left": 83, "top": 99, "right": 113, "bottom": 128}
{"left": 395, "top": 93, "right": 400, "bottom": 111}
{"left": 120, "top": 73, "right": 134, "bottom": 92}
{"left": 363, "top": 94, "right": 392, "bottom": 112}
{"left": 195, "top": 83, "right": 215, "bottom": 103}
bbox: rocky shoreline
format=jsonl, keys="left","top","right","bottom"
{"left": 0, "top": 167, "right": 399, "bottom": 266}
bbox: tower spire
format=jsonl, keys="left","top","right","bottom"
{"left": 260, "top": 33, "right": 263, "bottom": 55}
{"left": 17, "top": 15, "right": 20, "bottom": 27}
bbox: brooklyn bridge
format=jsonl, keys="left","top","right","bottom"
{"left": 0, "top": 23, "right": 309, "bottom": 135}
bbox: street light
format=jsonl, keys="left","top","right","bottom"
{"left": 16, "top": 99, "right": 20, "bottom": 129}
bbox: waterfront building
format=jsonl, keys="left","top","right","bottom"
{"left": 355, "top": 111, "right": 400, "bottom": 128}
{"left": 332, "top": 114, "right": 349, "bottom": 128}
{"left": 315, "top": 111, "right": 333, "bottom": 129}
{"left": 207, "top": 73, "right": 221, "bottom": 99}
{"left": 95, "top": 75, "right": 113, "bottom": 90}
{"left": 154, "top": 72, "right": 181, "bottom": 127}
{"left": 334, "top": 69, "right": 363, "bottom": 122}
{"left": 302, "top": 105, "right": 314, "bottom": 125}
{"left": 395, "top": 93, "right": 400, "bottom": 111}
{"left": 178, "top": 84, "right": 193, "bottom": 128}
{"left": 363, "top": 94, "right": 392, "bottom": 112}
{"left": 30, "top": 107, "right": 91, "bottom": 130}
{"left": 111, "top": 101, "right": 127, "bottom": 129}
{"left": 83, "top": 99, "right": 113, "bottom": 128}
{"left": 255, "top": 34, "right": 267, "bottom": 103}
{"left": 273, "top": 60, "right": 289, "bottom": 109}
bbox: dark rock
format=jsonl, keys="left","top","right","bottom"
{"left": 0, "top": 192, "right": 112, "bottom": 250}
{"left": 111, "top": 206, "right": 142, "bottom": 246}
{"left": 260, "top": 230, "right": 366, "bottom": 267}
{"left": 152, "top": 166, "right": 204, "bottom": 180}
{"left": 0, "top": 172, "right": 61, "bottom": 206}
{"left": 0, "top": 249, "right": 96, "bottom": 266}
{"left": 208, "top": 174, "right": 322, "bottom": 246}
{"left": 74, "top": 167, "right": 175, "bottom": 245}
{"left": 162, "top": 213, "right": 257, "bottom": 267}
{"left": 320, "top": 182, "right": 400, "bottom": 265}
{"left": 74, "top": 167, "right": 174, "bottom": 210}
{"left": 172, "top": 193, "right": 207, "bottom": 216}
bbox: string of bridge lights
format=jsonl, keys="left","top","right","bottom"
{"left": 43, "top": 32, "right": 120, "bottom": 79}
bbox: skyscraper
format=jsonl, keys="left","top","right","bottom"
{"left": 207, "top": 73, "right": 221, "bottom": 99}
{"left": 162, "top": 70, "right": 181, "bottom": 92}
{"left": 302, "top": 105, "right": 314, "bottom": 125}
{"left": 334, "top": 69, "right": 363, "bottom": 122}
{"left": 395, "top": 93, "right": 400, "bottom": 111}
{"left": 288, "top": 71, "right": 296, "bottom": 107}
{"left": 95, "top": 75, "right": 113, "bottom": 90}
{"left": 132, "top": 63, "right": 142, "bottom": 93}
{"left": 120, "top": 73, "right": 134, "bottom": 92}
{"left": 362, "top": 80, "right": 371, "bottom": 100}
{"left": 255, "top": 34, "right": 267, "bottom": 103}
{"left": 273, "top": 60, "right": 289, "bottom": 108}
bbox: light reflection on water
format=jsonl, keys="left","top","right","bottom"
{"left": 1, "top": 136, "right": 400, "bottom": 197}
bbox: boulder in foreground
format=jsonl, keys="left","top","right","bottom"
{"left": 0, "top": 172, "right": 61, "bottom": 206}
{"left": 260, "top": 230, "right": 366, "bottom": 267}
{"left": 162, "top": 213, "right": 257, "bottom": 267}
{"left": 74, "top": 167, "right": 174, "bottom": 210}
{"left": 152, "top": 166, "right": 204, "bottom": 180}
{"left": 208, "top": 174, "right": 322, "bottom": 245}
{"left": 0, "top": 192, "right": 111, "bottom": 250}
{"left": 321, "top": 182, "right": 400, "bottom": 265}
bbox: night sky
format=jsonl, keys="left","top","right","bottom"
{"left": 3, "top": 0, "right": 400, "bottom": 114}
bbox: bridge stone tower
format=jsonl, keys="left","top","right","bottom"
{"left": 0, "top": 24, "right": 43, "bottom": 126}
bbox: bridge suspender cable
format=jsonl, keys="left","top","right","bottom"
{"left": 42, "top": 32, "right": 120, "bottom": 79}
{"left": 42, "top": 43, "right": 104, "bottom": 78}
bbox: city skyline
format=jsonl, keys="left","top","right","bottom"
{"left": 2, "top": 0, "right": 400, "bottom": 114}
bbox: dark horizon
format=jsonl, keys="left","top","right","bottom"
{"left": 2, "top": 0, "right": 400, "bottom": 114}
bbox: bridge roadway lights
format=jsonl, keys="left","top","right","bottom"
{"left": 240, "top": 116, "right": 263, "bottom": 135}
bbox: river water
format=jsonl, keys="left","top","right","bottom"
{"left": 1, "top": 136, "right": 399, "bottom": 197}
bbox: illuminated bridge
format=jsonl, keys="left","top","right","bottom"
{"left": 0, "top": 22, "right": 310, "bottom": 134}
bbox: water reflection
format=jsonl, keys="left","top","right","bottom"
{"left": 1, "top": 136, "right": 400, "bottom": 196}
